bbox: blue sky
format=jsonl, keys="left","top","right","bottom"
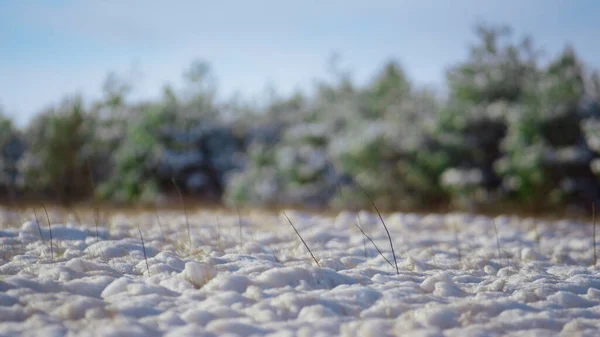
{"left": 1, "top": 0, "right": 599, "bottom": 126}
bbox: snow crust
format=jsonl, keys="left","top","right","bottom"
{"left": 1, "top": 209, "right": 600, "bottom": 336}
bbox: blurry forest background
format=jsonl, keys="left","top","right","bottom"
{"left": 2, "top": 23, "right": 600, "bottom": 216}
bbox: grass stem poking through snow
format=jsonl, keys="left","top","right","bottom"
{"left": 355, "top": 182, "right": 399, "bottom": 275}
{"left": 492, "top": 219, "right": 502, "bottom": 262}
{"left": 155, "top": 209, "right": 165, "bottom": 241}
{"left": 215, "top": 216, "right": 222, "bottom": 246}
{"left": 454, "top": 221, "right": 461, "bottom": 264}
{"left": 172, "top": 177, "right": 191, "bottom": 252}
{"left": 32, "top": 207, "right": 45, "bottom": 244}
{"left": 355, "top": 215, "right": 394, "bottom": 269}
{"left": 138, "top": 223, "right": 150, "bottom": 276}
{"left": 236, "top": 206, "right": 243, "bottom": 248}
{"left": 41, "top": 204, "right": 53, "bottom": 259}
{"left": 73, "top": 210, "right": 82, "bottom": 226}
{"left": 593, "top": 202, "right": 597, "bottom": 266}
{"left": 86, "top": 159, "right": 100, "bottom": 241}
{"left": 93, "top": 208, "right": 100, "bottom": 242}
{"left": 282, "top": 211, "right": 320, "bottom": 267}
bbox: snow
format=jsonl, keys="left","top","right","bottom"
{"left": 1, "top": 208, "right": 600, "bottom": 336}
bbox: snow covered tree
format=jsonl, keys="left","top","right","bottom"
{"left": 18, "top": 97, "right": 97, "bottom": 203}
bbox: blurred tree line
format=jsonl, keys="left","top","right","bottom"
{"left": 2, "top": 23, "right": 600, "bottom": 215}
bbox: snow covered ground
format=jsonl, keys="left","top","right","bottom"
{"left": 1, "top": 207, "right": 600, "bottom": 336}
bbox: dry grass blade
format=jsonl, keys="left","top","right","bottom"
{"left": 32, "top": 207, "right": 45, "bottom": 244}
{"left": 454, "top": 221, "right": 461, "bottom": 264}
{"left": 94, "top": 208, "right": 100, "bottom": 242}
{"left": 355, "top": 215, "right": 394, "bottom": 269}
{"left": 86, "top": 159, "right": 100, "bottom": 242}
{"left": 355, "top": 183, "right": 399, "bottom": 275}
{"left": 172, "top": 177, "right": 191, "bottom": 251}
{"left": 282, "top": 212, "right": 320, "bottom": 267}
{"left": 138, "top": 223, "right": 150, "bottom": 276}
{"left": 215, "top": 216, "right": 221, "bottom": 241}
{"left": 236, "top": 206, "right": 243, "bottom": 248}
{"left": 155, "top": 210, "right": 165, "bottom": 240}
{"left": 492, "top": 218, "right": 502, "bottom": 262}
{"left": 41, "top": 204, "right": 53, "bottom": 259}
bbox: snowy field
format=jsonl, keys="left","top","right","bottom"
{"left": 1, "top": 207, "right": 600, "bottom": 336}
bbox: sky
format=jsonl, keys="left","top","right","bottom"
{"left": 1, "top": 0, "right": 599, "bottom": 126}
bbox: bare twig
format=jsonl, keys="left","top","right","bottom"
{"left": 172, "top": 177, "right": 191, "bottom": 251}
{"left": 138, "top": 223, "right": 150, "bottom": 276}
{"left": 282, "top": 212, "right": 320, "bottom": 267}
{"left": 355, "top": 183, "right": 399, "bottom": 275}
{"left": 355, "top": 215, "right": 394, "bottom": 269}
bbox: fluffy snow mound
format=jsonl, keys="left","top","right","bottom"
{"left": 1, "top": 208, "right": 600, "bottom": 336}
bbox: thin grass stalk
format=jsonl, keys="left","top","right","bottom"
{"left": 355, "top": 215, "right": 394, "bottom": 269}
{"left": 215, "top": 216, "right": 221, "bottom": 241}
{"left": 355, "top": 183, "right": 399, "bottom": 275}
{"left": 236, "top": 206, "right": 243, "bottom": 248}
{"left": 32, "top": 207, "right": 45, "bottom": 244}
{"left": 138, "top": 223, "right": 150, "bottom": 276}
{"left": 86, "top": 159, "right": 100, "bottom": 241}
{"left": 94, "top": 208, "right": 100, "bottom": 241}
{"left": 172, "top": 178, "right": 191, "bottom": 251}
{"left": 41, "top": 204, "right": 53, "bottom": 259}
{"left": 492, "top": 219, "right": 502, "bottom": 262}
{"left": 155, "top": 209, "right": 165, "bottom": 240}
{"left": 282, "top": 212, "right": 320, "bottom": 267}
{"left": 454, "top": 221, "right": 461, "bottom": 264}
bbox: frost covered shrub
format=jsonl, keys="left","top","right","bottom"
{"left": 495, "top": 48, "right": 600, "bottom": 208}
{"left": 97, "top": 60, "right": 232, "bottom": 204}
{"left": 494, "top": 109, "right": 553, "bottom": 205}
{"left": 18, "top": 97, "right": 98, "bottom": 203}
{"left": 158, "top": 124, "right": 244, "bottom": 199}
{"left": 224, "top": 142, "right": 283, "bottom": 207}
{"left": 495, "top": 110, "right": 597, "bottom": 208}
{"left": 447, "top": 24, "right": 538, "bottom": 104}
{"left": 223, "top": 81, "right": 343, "bottom": 208}
{"left": 224, "top": 60, "right": 445, "bottom": 210}
{"left": 96, "top": 104, "right": 175, "bottom": 204}
{"left": 225, "top": 122, "right": 340, "bottom": 208}
{"left": 580, "top": 100, "right": 600, "bottom": 198}
{"left": 435, "top": 102, "right": 508, "bottom": 209}
{"left": 440, "top": 24, "right": 538, "bottom": 207}
{"left": 0, "top": 114, "right": 25, "bottom": 196}
{"left": 329, "top": 120, "right": 406, "bottom": 209}
{"left": 86, "top": 107, "right": 130, "bottom": 187}
{"left": 328, "top": 64, "right": 444, "bottom": 210}
{"left": 276, "top": 123, "right": 339, "bottom": 205}
{"left": 583, "top": 118, "right": 600, "bottom": 176}
{"left": 439, "top": 25, "right": 600, "bottom": 210}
